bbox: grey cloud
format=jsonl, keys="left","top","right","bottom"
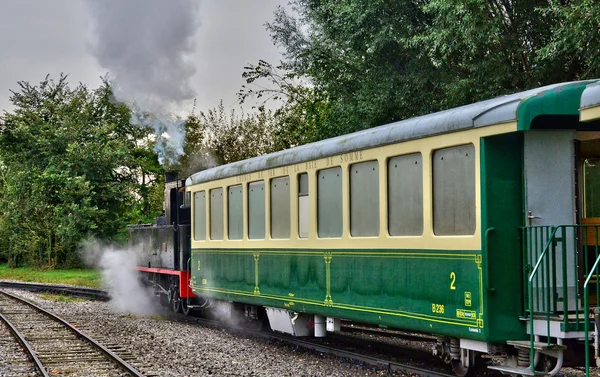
{"left": 85, "top": 0, "right": 200, "bottom": 106}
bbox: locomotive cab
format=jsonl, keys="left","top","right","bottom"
{"left": 129, "top": 172, "right": 195, "bottom": 313}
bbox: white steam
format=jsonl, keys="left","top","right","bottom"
{"left": 84, "top": 0, "right": 201, "bottom": 166}
{"left": 81, "top": 240, "right": 157, "bottom": 315}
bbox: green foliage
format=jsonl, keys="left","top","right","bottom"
{"left": 199, "top": 101, "right": 285, "bottom": 165}
{"left": 239, "top": 60, "right": 329, "bottom": 146}
{"left": 538, "top": 0, "right": 600, "bottom": 79}
{"left": 258, "top": 0, "right": 600, "bottom": 140}
{"left": 264, "top": 0, "right": 438, "bottom": 138}
{"left": 0, "top": 75, "right": 162, "bottom": 267}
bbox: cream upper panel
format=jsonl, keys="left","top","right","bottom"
{"left": 187, "top": 122, "right": 517, "bottom": 251}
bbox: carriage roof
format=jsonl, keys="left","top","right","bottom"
{"left": 187, "top": 80, "right": 598, "bottom": 186}
{"left": 581, "top": 81, "right": 600, "bottom": 110}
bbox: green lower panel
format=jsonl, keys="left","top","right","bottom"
{"left": 192, "top": 248, "right": 486, "bottom": 340}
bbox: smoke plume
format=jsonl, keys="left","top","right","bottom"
{"left": 81, "top": 239, "right": 157, "bottom": 315}
{"left": 85, "top": 0, "right": 201, "bottom": 166}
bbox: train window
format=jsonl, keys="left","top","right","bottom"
{"left": 318, "top": 167, "right": 343, "bottom": 238}
{"left": 248, "top": 181, "right": 265, "bottom": 239}
{"left": 193, "top": 191, "right": 206, "bottom": 241}
{"left": 350, "top": 160, "right": 379, "bottom": 237}
{"left": 388, "top": 153, "right": 423, "bottom": 236}
{"left": 433, "top": 144, "right": 476, "bottom": 235}
{"left": 270, "top": 177, "right": 290, "bottom": 239}
{"left": 209, "top": 188, "right": 224, "bottom": 240}
{"left": 228, "top": 185, "right": 243, "bottom": 240}
{"left": 584, "top": 159, "right": 600, "bottom": 217}
{"left": 298, "top": 173, "right": 309, "bottom": 238}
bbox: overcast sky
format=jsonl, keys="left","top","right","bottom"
{"left": 0, "top": 1, "right": 287, "bottom": 113}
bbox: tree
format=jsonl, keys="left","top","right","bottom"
{"left": 199, "top": 102, "right": 284, "bottom": 165}
{"left": 0, "top": 75, "right": 161, "bottom": 267}
{"left": 538, "top": 0, "right": 600, "bottom": 79}
{"left": 239, "top": 59, "right": 329, "bottom": 146}
{"left": 265, "top": 0, "right": 437, "bottom": 138}
{"left": 263, "top": 0, "right": 600, "bottom": 139}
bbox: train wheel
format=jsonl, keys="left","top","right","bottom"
{"left": 451, "top": 360, "right": 471, "bottom": 377}
{"left": 451, "top": 352, "right": 482, "bottom": 377}
{"left": 181, "top": 298, "right": 192, "bottom": 316}
{"left": 172, "top": 292, "right": 183, "bottom": 313}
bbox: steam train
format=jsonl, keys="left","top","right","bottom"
{"left": 131, "top": 81, "right": 600, "bottom": 376}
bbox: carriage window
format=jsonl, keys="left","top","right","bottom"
{"left": 228, "top": 185, "right": 243, "bottom": 240}
{"left": 209, "top": 188, "right": 224, "bottom": 240}
{"left": 318, "top": 167, "right": 343, "bottom": 238}
{"left": 350, "top": 161, "right": 379, "bottom": 236}
{"left": 248, "top": 181, "right": 265, "bottom": 239}
{"left": 298, "top": 173, "right": 309, "bottom": 238}
{"left": 433, "top": 144, "right": 476, "bottom": 235}
{"left": 194, "top": 191, "right": 206, "bottom": 240}
{"left": 388, "top": 153, "right": 423, "bottom": 236}
{"left": 584, "top": 159, "right": 600, "bottom": 218}
{"left": 270, "top": 177, "right": 290, "bottom": 239}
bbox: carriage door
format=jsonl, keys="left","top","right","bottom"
{"left": 524, "top": 130, "right": 577, "bottom": 311}
{"left": 578, "top": 134, "right": 600, "bottom": 304}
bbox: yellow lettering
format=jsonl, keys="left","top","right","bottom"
{"left": 464, "top": 292, "right": 472, "bottom": 307}
{"left": 450, "top": 272, "right": 456, "bottom": 290}
{"left": 432, "top": 303, "right": 445, "bottom": 314}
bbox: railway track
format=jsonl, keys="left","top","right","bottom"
{"left": 0, "top": 282, "right": 477, "bottom": 376}
{"left": 186, "top": 315, "right": 457, "bottom": 377}
{"left": 0, "top": 281, "right": 109, "bottom": 301}
{"left": 0, "top": 289, "right": 146, "bottom": 377}
{"left": 340, "top": 321, "right": 438, "bottom": 342}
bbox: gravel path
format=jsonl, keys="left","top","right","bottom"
{"left": 3, "top": 290, "right": 410, "bottom": 377}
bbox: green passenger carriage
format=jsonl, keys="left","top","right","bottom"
{"left": 184, "top": 81, "right": 600, "bottom": 376}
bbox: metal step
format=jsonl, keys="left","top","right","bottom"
{"left": 507, "top": 340, "right": 567, "bottom": 351}
{"left": 487, "top": 365, "right": 543, "bottom": 376}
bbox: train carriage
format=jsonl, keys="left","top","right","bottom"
{"left": 135, "top": 80, "right": 600, "bottom": 376}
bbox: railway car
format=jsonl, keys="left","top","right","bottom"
{"left": 133, "top": 81, "right": 600, "bottom": 376}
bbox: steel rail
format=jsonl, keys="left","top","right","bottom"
{"left": 0, "top": 311, "right": 49, "bottom": 377}
{"left": 339, "top": 323, "right": 437, "bottom": 342}
{"left": 266, "top": 332, "right": 454, "bottom": 377}
{"left": 188, "top": 315, "right": 454, "bottom": 377}
{"left": 0, "top": 281, "right": 109, "bottom": 301}
{"left": 0, "top": 289, "right": 145, "bottom": 377}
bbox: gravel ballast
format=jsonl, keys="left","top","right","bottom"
{"left": 2, "top": 289, "right": 409, "bottom": 377}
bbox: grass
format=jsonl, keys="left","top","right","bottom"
{"left": 39, "top": 293, "right": 89, "bottom": 303}
{"left": 0, "top": 264, "right": 102, "bottom": 288}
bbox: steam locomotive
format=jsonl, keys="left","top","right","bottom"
{"left": 132, "top": 81, "right": 600, "bottom": 376}
{"left": 129, "top": 172, "right": 196, "bottom": 314}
